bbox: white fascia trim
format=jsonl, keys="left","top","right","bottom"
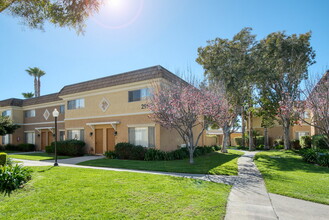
{"left": 17, "top": 121, "right": 65, "bottom": 126}
{"left": 24, "top": 130, "right": 35, "bottom": 133}
{"left": 59, "top": 80, "right": 159, "bottom": 100}
{"left": 65, "top": 111, "right": 152, "bottom": 121}
{"left": 127, "top": 124, "right": 156, "bottom": 127}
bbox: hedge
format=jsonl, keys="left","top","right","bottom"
{"left": 2, "top": 144, "right": 36, "bottom": 152}
{"left": 106, "top": 142, "right": 219, "bottom": 161}
{"left": 46, "top": 140, "right": 86, "bottom": 156}
{"left": 300, "top": 136, "right": 312, "bottom": 148}
{"left": 312, "top": 135, "right": 329, "bottom": 149}
{"left": 0, "top": 153, "right": 7, "bottom": 166}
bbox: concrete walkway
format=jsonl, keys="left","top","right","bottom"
{"left": 225, "top": 151, "right": 278, "bottom": 220}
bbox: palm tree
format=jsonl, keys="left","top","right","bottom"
{"left": 22, "top": 92, "right": 34, "bottom": 98}
{"left": 26, "top": 67, "right": 46, "bottom": 97}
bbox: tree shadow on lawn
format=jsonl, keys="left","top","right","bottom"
{"left": 255, "top": 153, "right": 329, "bottom": 174}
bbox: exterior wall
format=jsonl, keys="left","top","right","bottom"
{"left": 205, "top": 135, "right": 218, "bottom": 146}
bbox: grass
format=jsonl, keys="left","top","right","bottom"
{"left": 0, "top": 166, "right": 231, "bottom": 219}
{"left": 254, "top": 150, "right": 329, "bottom": 205}
{"left": 79, "top": 150, "right": 244, "bottom": 175}
{"left": 9, "top": 153, "right": 71, "bottom": 161}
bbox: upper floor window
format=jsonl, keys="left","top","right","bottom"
{"left": 67, "top": 99, "right": 85, "bottom": 110}
{"left": 128, "top": 88, "right": 150, "bottom": 102}
{"left": 24, "top": 110, "right": 36, "bottom": 118}
{"left": 1, "top": 110, "right": 11, "bottom": 117}
{"left": 59, "top": 105, "right": 65, "bottom": 113}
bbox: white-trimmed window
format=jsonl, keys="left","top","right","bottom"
{"left": 59, "top": 105, "right": 65, "bottom": 114}
{"left": 24, "top": 110, "right": 36, "bottom": 118}
{"left": 1, "top": 110, "right": 11, "bottom": 117}
{"left": 67, "top": 129, "right": 84, "bottom": 141}
{"left": 128, "top": 88, "right": 150, "bottom": 102}
{"left": 25, "top": 132, "right": 35, "bottom": 144}
{"left": 59, "top": 131, "right": 65, "bottom": 141}
{"left": 128, "top": 126, "right": 155, "bottom": 147}
{"left": 67, "top": 99, "right": 85, "bottom": 110}
{"left": 295, "top": 131, "right": 310, "bottom": 140}
{"left": 2, "top": 134, "right": 10, "bottom": 145}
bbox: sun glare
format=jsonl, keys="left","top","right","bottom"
{"left": 92, "top": 0, "right": 144, "bottom": 29}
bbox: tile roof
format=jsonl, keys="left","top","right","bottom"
{"left": 59, "top": 65, "right": 183, "bottom": 96}
{"left": 0, "top": 65, "right": 183, "bottom": 107}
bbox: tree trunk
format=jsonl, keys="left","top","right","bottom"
{"left": 241, "top": 106, "right": 245, "bottom": 148}
{"left": 189, "top": 149, "right": 194, "bottom": 164}
{"left": 34, "top": 77, "right": 38, "bottom": 97}
{"left": 248, "top": 111, "right": 254, "bottom": 150}
{"left": 264, "top": 127, "right": 269, "bottom": 150}
{"left": 283, "top": 120, "right": 290, "bottom": 150}
{"left": 37, "top": 77, "right": 41, "bottom": 97}
{"left": 222, "top": 123, "right": 229, "bottom": 153}
{"left": 188, "top": 130, "right": 194, "bottom": 164}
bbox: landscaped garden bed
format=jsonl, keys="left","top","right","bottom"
{"left": 254, "top": 150, "right": 329, "bottom": 205}
{"left": 0, "top": 166, "right": 231, "bottom": 219}
{"left": 79, "top": 150, "right": 243, "bottom": 175}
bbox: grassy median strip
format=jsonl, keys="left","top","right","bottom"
{"left": 9, "top": 153, "right": 71, "bottom": 161}
{"left": 254, "top": 150, "right": 329, "bottom": 205}
{"left": 79, "top": 150, "right": 243, "bottom": 175}
{"left": 0, "top": 166, "right": 231, "bottom": 219}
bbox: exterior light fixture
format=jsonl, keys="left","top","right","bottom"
{"left": 52, "top": 108, "right": 59, "bottom": 166}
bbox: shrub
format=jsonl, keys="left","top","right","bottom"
{"left": 256, "top": 144, "right": 265, "bottom": 150}
{"left": 300, "top": 136, "right": 312, "bottom": 148}
{"left": 291, "top": 139, "right": 301, "bottom": 150}
{"left": 235, "top": 138, "right": 243, "bottom": 146}
{"left": 114, "top": 143, "right": 135, "bottom": 159}
{"left": 254, "top": 136, "right": 264, "bottom": 146}
{"left": 49, "top": 140, "right": 86, "bottom": 156}
{"left": 274, "top": 144, "right": 284, "bottom": 150}
{"left": 104, "top": 151, "right": 117, "bottom": 159}
{"left": 4, "top": 144, "right": 18, "bottom": 151}
{"left": 0, "top": 164, "right": 32, "bottom": 196}
{"left": 17, "top": 144, "right": 35, "bottom": 152}
{"left": 213, "top": 145, "right": 221, "bottom": 151}
{"left": 144, "top": 148, "right": 168, "bottom": 161}
{"left": 312, "top": 135, "right": 329, "bottom": 149}
{"left": 0, "top": 153, "right": 7, "bottom": 166}
{"left": 300, "top": 148, "right": 329, "bottom": 167}
{"left": 0, "top": 145, "right": 5, "bottom": 151}
{"left": 129, "top": 145, "right": 147, "bottom": 160}
{"left": 45, "top": 145, "right": 53, "bottom": 154}
{"left": 273, "top": 139, "right": 284, "bottom": 146}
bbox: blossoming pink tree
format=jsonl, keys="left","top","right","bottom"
{"left": 147, "top": 81, "right": 232, "bottom": 163}
{"left": 296, "top": 73, "right": 329, "bottom": 147}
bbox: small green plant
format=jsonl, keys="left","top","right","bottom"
{"left": 299, "top": 148, "right": 329, "bottom": 167}
{"left": 0, "top": 153, "right": 7, "bottom": 166}
{"left": 274, "top": 144, "right": 284, "bottom": 150}
{"left": 291, "top": 139, "right": 301, "bottom": 150}
{"left": 312, "top": 135, "right": 329, "bottom": 149}
{"left": 300, "top": 136, "right": 312, "bottom": 148}
{"left": 104, "top": 151, "right": 117, "bottom": 159}
{"left": 0, "top": 164, "right": 32, "bottom": 196}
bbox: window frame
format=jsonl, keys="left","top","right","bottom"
{"left": 67, "top": 98, "right": 85, "bottom": 110}
{"left": 24, "top": 109, "right": 36, "bottom": 118}
{"left": 67, "top": 129, "right": 84, "bottom": 141}
{"left": 24, "top": 132, "right": 35, "bottom": 144}
{"left": 1, "top": 110, "right": 11, "bottom": 117}
{"left": 128, "top": 126, "right": 155, "bottom": 147}
{"left": 128, "top": 88, "right": 150, "bottom": 102}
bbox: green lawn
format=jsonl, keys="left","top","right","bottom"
{"left": 9, "top": 153, "right": 71, "bottom": 161}
{"left": 254, "top": 150, "right": 329, "bottom": 205}
{"left": 79, "top": 150, "right": 243, "bottom": 175}
{"left": 0, "top": 166, "right": 231, "bottom": 219}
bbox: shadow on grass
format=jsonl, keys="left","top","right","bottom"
{"left": 255, "top": 152, "right": 329, "bottom": 174}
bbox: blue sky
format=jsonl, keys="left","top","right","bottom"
{"left": 0, "top": 0, "right": 328, "bottom": 100}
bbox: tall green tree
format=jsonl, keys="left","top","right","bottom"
{"left": 256, "top": 31, "right": 315, "bottom": 150}
{"left": 196, "top": 27, "right": 258, "bottom": 150}
{"left": 0, "top": 116, "right": 19, "bottom": 136}
{"left": 0, "top": 0, "right": 101, "bottom": 34}
{"left": 26, "top": 67, "right": 46, "bottom": 97}
{"left": 22, "top": 92, "right": 34, "bottom": 99}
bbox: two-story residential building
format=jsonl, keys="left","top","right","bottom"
{"left": 0, "top": 66, "right": 208, "bottom": 154}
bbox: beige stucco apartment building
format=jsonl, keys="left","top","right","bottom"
{"left": 0, "top": 66, "right": 208, "bottom": 154}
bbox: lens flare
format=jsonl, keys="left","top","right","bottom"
{"left": 92, "top": 0, "right": 144, "bottom": 29}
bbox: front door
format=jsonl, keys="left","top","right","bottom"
{"left": 41, "top": 132, "right": 47, "bottom": 151}
{"left": 48, "top": 132, "right": 53, "bottom": 146}
{"left": 106, "top": 128, "right": 115, "bottom": 151}
{"left": 95, "top": 129, "right": 103, "bottom": 154}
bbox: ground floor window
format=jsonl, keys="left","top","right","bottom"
{"left": 67, "top": 129, "right": 84, "bottom": 141}
{"left": 59, "top": 131, "right": 65, "bottom": 141}
{"left": 295, "top": 131, "right": 310, "bottom": 140}
{"left": 2, "top": 134, "right": 10, "bottom": 145}
{"left": 128, "top": 127, "right": 155, "bottom": 147}
{"left": 25, "top": 132, "right": 35, "bottom": 144}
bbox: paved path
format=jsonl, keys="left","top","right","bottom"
{"left": 225, "top": 151, "right": 278, "bottom": 220}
